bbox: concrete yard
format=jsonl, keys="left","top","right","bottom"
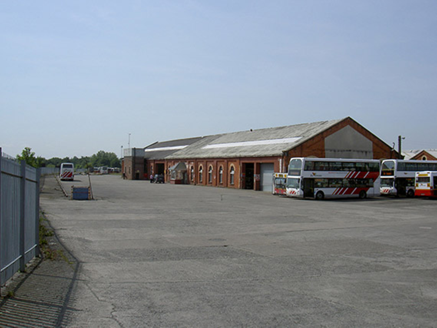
{"left": 37, "top": 174, "right": 437, "bottom": 326}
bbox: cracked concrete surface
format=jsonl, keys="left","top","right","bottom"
{"left": 3, "top": 174, "right": 437, "bottom": 327}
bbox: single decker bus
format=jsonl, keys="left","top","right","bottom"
{"left": 414, "top": 171, "right": 437, "bottom": 198}
{"left": 60, "top": 163, "right": 74, "bottom": 181}
{"left": 272, "top": 172, "right": 287, "bottom": 195}
{"left": 380, "top": 159, "right": 437, "bottom": 197}
{"left": 286, "top": 157, "right": 380, "bottom": 200}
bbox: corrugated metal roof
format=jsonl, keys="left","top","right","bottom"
{"left": 144, "top": 137, "right": 202, "bottom": 160}
{"left": 168, "top": 118, "right": 344, "bottom": 159}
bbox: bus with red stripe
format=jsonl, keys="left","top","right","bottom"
{"left": 414, "top": 171, "right": 437, "bottom": 198}
{"left": 286, "top": 158, "right": 380, "bottom": 200}
{"left": 60, "top": 163, "right": 74, "bottom": 181}
{"left": 380, "top": 159, "right": 437, "bottom": 197}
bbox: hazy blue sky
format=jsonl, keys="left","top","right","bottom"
{"left": 1, "top": 1, "right": 436, "bottom": 159}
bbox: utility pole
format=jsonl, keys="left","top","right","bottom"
{"left": 128, "top": 133, "right": 131, "bottom": 149}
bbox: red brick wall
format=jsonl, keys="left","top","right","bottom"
{"left": 146, "top": 157, "right": 279, "bottom": 190}
{"left": 123, "top": 157, "right": 145, "bottom": 180}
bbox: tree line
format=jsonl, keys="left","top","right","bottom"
{"left": 16, "top": 147, "right": 121, "bottom": 169}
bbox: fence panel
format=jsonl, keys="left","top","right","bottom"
{"left": 0, "top": 148, "right": 40, "bottom": 286}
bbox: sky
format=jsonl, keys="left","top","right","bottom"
{"left": 1, "top": 0, "right": 437, "bottom": 159}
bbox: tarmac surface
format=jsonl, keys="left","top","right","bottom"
{"left": 0, "top": 175, "right": 79, "bottom": 327}
{"left": 1, "top": 174, "right": 437, "bottom": 327}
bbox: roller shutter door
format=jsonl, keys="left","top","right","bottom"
{"left": 260, "top": 163, "right": 274, "bottom": 192}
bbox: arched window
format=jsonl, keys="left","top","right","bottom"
{"left": 199, "top": 166, "right": 203, "bottom": 183}
{"left": 191, "top": 166, "right": 195, "bottom": 182}
{"left": 219, "top": 166, "right": 223, "bottom": 184}
{"left": 230, "top": 166, "right": 235, "bottom": 185}
{"left": 422, "top": 156, "right": 427, "bottom": 160}
{"left": 208, "top": 166, "right": 213, "bottom": 184}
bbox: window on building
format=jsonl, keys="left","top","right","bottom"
{"left": 230, "top": 166, "right": 235, "bottom": 185}
{"left": 422, "top": 156, "right": 427, "bottom": 160}
{"left": 191, "top": 166, "right": 194, "bottom": 181}
{"left": 219, "top": 166, "right": 223, "bottom": 184}
{"left": 208, "top": 165, "right": 213, "bottom": 183}
{"left": 199, "top": 166, "right": 203, "bottom": 183}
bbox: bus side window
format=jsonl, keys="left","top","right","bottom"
{"left": 369, "top": 163, "right": 379, "bottom": 172}
{"left": 405, "top": 163, "right": 417, "bottom": 171}
{"left": 343, "top": 162, "right": 355, "bottom": 171}
{"left": 304, "top": 161, "right": 314, "bottom": 170}
{"left": 357, "top": 179, "right": 366, "bottom": 187}
{"left": 329, "top": 179, "right": 342, "bottom": 188}
{"left": 330, "top": 162, "right": 342, "bottom": 171}
{"left": 356, "top": 179, "right": 373, "bottom": 187}
{"left": 314, "top": 162, "right": 324, "bottom": 171}
{"left": 344, "top": 179, "right": 355, "bottom": 187}
{"left": 315, "top": 178, "right": 328, "bottom": 188}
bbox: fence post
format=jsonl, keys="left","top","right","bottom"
{"left": 20, "top": 160, "right": 26, "bottom": 272}
{"left": 35, "top": 168, "right": 41, "bottom": 257}
{"left": 0, "top": 147, "right": 3, "bottom": 287}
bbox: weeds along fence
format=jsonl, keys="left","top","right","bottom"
{"left": 0, "top": 148, "right": 40, "bottom": 287}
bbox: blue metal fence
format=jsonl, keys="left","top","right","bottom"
{"left": 0, "top": 148, "right": 40, "bottom": 287}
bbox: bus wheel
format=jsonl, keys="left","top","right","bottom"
{"left": 359, "top": 190, "right": 367, "bottom": 199}
{"left": 407, "top": 189, "right": 414, "bottom": 198}
{"left": 315, "top": 191, "right": 324, "bottom": 200}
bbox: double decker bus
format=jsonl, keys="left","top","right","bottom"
{"left": 60, "top": 163, "right": 74, "bottom": 181}
{"left": 414, "top": 171, "right": 437, "bottom": 198}
{"left": 380, "top": 159, "right": 437, "bottom": 197}
{"left": 286, "top": 158, "right": 380, "bottom": 200}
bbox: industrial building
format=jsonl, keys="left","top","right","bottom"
{"left": 122, "top": 117, "right": 398, "bottom": 191}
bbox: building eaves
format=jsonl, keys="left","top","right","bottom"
{"left": 426, "top": 150, "right": 437, "bottom": 158}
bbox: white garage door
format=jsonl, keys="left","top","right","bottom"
{"left": 260, "top": 163, "right": 274, "bottom": 192}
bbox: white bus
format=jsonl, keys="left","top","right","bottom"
{"left": 272, "top": 173, "right": 287, "bottom": 195}
{"left": 414, "top": 171, "right": 437, "bottom": 198}
{"left": 60, "top": 163, "right": 74, "bottom": 181}
{"left": 286, "top": 158, "right": 380, "bottom": 200}
{"left": 380, "top": 159, "right": 437, "bottom": 197}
